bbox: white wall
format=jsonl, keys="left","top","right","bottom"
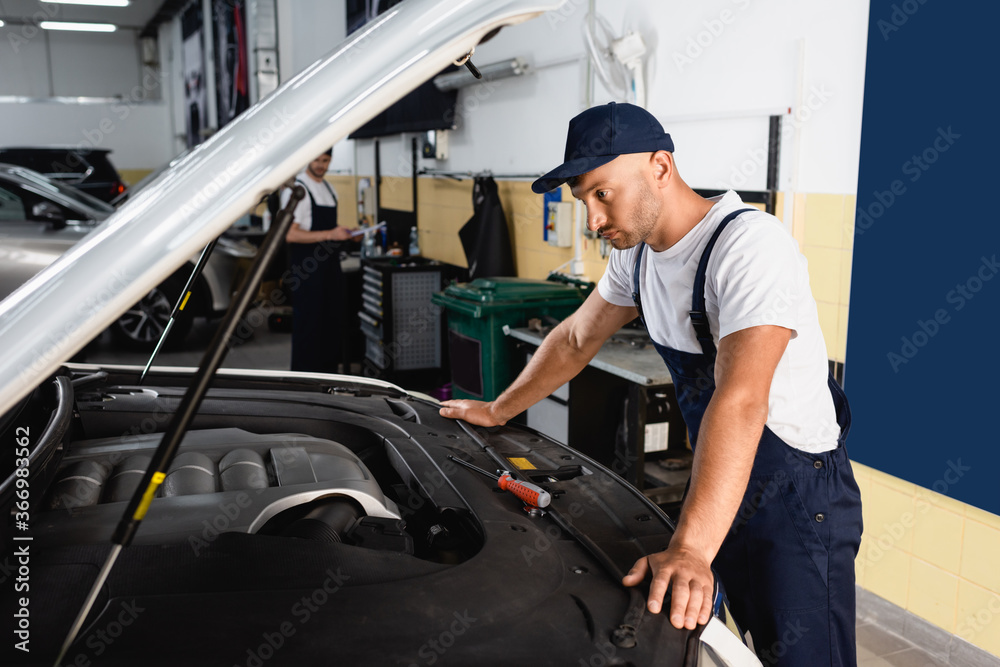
{"left": 275, "top": 0, "right": 355, "bottom": 174}
{"left": 0, "top": 24, "right": 175, "bottom": 171}
{"left": 0, "top": 101, "right": 173, "bottom": 171}
{"left": 275, "top": 0, "right": 869, "bottom": 198}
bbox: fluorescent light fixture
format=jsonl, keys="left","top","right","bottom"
{"left": 433, "top": 57, "right": 529, "bottom": 91}
{"left": 40, "top": 21, "right": 117, "bottom": 32}
{"left": 42, "top": 0, "right": 130, "bottom": 6}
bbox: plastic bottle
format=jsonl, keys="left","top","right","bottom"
{"left": 408, "top": 226, "right": 421, "bottom": 257}
{"left": 361, "top": 226, "right": 376, "bottom": 259}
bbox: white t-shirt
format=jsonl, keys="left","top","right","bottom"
{"left": 278, "top": 170, "right": 338, "bottom": 232}
{"left": 597, "top": 191, "right": 840, "bottom": 453}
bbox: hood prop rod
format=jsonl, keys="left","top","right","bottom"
{"left": 139, "top": 237, "right": 219, "bottom": 384}
{"left": 54, "top": 185, "right": 306, "bottom": 667}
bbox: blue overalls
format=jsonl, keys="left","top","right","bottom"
{"left": 289, "top": 179, "right": 344, "bottom": 373}
{"left": 632, "top": 209, "right": 863, "bottom": 666}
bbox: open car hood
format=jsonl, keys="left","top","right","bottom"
{"left": 0, "top": 1, "right": 763, "bottom": 664}
{"left": 0, "top": 0, "right": 562, "bottom": 416}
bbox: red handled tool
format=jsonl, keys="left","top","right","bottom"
{"left": 448, "top": 456, "right": 551, "bottom": 508}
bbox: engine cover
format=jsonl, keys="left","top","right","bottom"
{"left": 36, "top": 427, "right": 399, "bottom": 547}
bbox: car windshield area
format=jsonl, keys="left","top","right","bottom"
{"left": 9, "top": 166, "right": 115, "bottom": 216}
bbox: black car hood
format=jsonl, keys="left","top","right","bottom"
{"left": 1, "top": 367, "right": 694, "bottom": 666}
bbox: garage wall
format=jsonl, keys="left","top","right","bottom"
{"left": 308, "top": 0, "right": 867, "bottom": 367}
{"left": 0, "top": 24, "right": 174, "bottom": 175}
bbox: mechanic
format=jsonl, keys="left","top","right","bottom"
{"left": 439, "top": 102, "right": 863, "bottom": 666}
{"left": 282, "top": 148, "right": 356, "bottom": 372}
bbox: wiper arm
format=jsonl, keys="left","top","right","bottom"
{"left": 53, "top": 185, "right": 306, "bottom": 666}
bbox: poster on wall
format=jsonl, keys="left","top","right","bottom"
{"left": 213, "top": 0, "right": 249, "bottom": 128}
{"left": 182, "top": 3, "right": 208, "bottom": 148}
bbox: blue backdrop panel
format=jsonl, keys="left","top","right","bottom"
{"left": 848, "top": 1, "right": 1000, "bottom": 513}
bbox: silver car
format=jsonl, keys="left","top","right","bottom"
{"left": 0, "top": 164, "right": 255, "bottom": 349}
{"left": 0, "top": 1, "right": 760, "bottom": 665}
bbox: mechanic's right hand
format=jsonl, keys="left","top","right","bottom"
{"left": 438, "top": 399, "right": 505, "bottom": 427}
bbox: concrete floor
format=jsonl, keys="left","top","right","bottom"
{"left": 85, "top": 317, "right": 298, "bottom": 372}
{"left": 84, "top": 316, "right": 998, "bottom": 667}
{"left": 857, "top": 617, "right": 949, "bottom": 666}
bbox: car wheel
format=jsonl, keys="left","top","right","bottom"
{"left": 111, "top": 275, "right": 193, "bottom": 350}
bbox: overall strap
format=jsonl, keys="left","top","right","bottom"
{"left": 295, "top": 179, "right": 338, "bottom": 207}
{"left": 631, "top": 243, "right": 648, "bottom": 327}
{"left": 294, "top": 179, "right": 315, "bottom": 205}
{"left": 321, "top": 179, "right": 338, "bottom": 207}
{"left": 690, "top": 208, "right": 756, "bottom": 357}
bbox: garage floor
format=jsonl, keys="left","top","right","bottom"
{"left": 83, "top": 318, "right": 999, "bottom": 667}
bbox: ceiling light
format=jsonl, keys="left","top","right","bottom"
{"left": 40, "top": 21, "right": 117, "bottom": 32}
{"left": 0, "top": 20, "right": 5, "bottom": 27}
{"left": 42, "top": 0, "right": 130, "bottom": 6}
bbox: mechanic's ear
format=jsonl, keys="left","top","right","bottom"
{"left": 651, "top": 151, "right": 674, "bottom": 188}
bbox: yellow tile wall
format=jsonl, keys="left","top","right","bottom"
{"left": 325, "top": 175, "right": 359, "bottom": 230}
{"left": 413, "top": 177, "right": 611, "bottom": 283}
{"left": 397, "top": 182, "right": 860, "bottom": 360}
{"left": 406, "top": 180, "right": 857, "bottom": 360}
{"left": 853, "top": 462, "right": 1000, "bottom": 658}
{"left": 379, "top": 175, "right": 413, "bottom": 213}
{"left": 796, "top": 192, "right": 855, "bottom": 362}
{"left": 119, "top": 169, "right": 152, "bottom": 187}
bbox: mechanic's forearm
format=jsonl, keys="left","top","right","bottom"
{"left": 285, "top": 226, "right": 335, "bottom": 243}
{"left": 489, "top": 323, "right": 599, "bottom": 423}
{"left": 670, "top": 392, "right": 765, "bottom": 561}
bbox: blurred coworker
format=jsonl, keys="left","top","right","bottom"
{"left": 282, "top": 148, "right": 356, "bottom": 372}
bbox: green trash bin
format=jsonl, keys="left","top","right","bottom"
{"left": 431, "top": 277, "right": 589, "bottom": 401}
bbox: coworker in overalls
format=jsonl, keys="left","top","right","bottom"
{"left": 281, "top": 148, "right": 356, "bottom": 372}
{"left": 439, "top": 102, "right": 863, "bottom": 666}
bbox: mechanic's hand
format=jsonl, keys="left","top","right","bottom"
{"left": 329, "top": 227, "right": 353, "bottom": 241}
{"left": 622, "top": 545, "right": 714, "bottom": 630}
{"left": 438, "top": 399, "right": 505, "bottom": 427}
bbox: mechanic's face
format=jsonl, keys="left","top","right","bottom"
{"left": 571, "top": 154, "right": 662, "bottom": 250}
{"left": 308, "top": 154, "right": 332, "bottom": 180}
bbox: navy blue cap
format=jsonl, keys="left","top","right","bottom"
{"left": 531, "top": 102, "right": 674, "bottom": 194}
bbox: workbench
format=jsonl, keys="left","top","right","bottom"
{"left": 507, "top": 326, "right": 690, "bottom": 504}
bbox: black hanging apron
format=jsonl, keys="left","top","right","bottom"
{"left": 631, "top": 209, "right": 863, "bottom": 666}
{"left": 289, "top": 179, "right": 343, "bottom": 373}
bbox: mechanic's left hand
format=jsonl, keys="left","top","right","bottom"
{"left": 329, "top": 227, "right": 354, "bottom": 241}
{"left": 622, "top": 545, "right": 714, "bottom": 630}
